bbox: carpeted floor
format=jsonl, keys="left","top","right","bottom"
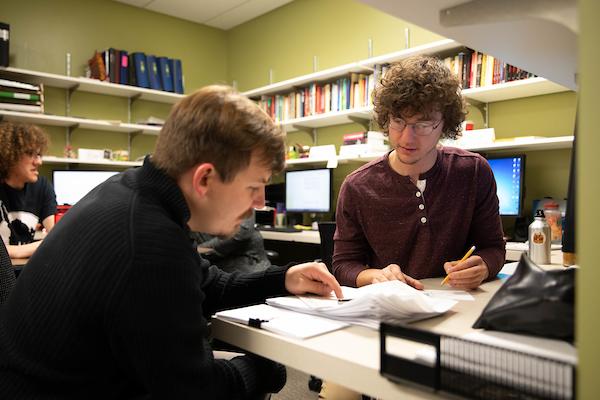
{"left": 272, "top": 367, "right": 320, "bottom": 400}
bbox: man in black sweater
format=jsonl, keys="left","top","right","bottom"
{"left": 0, "top": 85, "right": 342, "bottom": 399}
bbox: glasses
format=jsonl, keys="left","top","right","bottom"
{"left": 389, "top": 118, "right": 442, "bottom": 136}
{"left": 25, "top": 151, "right": 42, "bottom": 159}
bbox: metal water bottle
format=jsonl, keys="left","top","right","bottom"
{"left": 529, "top": 209, "right": 551, "bottom": 264}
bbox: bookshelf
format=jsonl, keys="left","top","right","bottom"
{"left": 0, "top": 66, "right": 179, "bottom": 168}
{"left": 243, "top": 39, "right": 571, "bottom": 134}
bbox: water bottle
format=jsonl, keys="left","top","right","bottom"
{"left": 529, "top": 209, "right": 551, "bottom": 265}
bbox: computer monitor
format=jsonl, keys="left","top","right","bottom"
{"left": 487, "top": 155, "right": 525, "bottom": 217}
{"left": 285, "top": 168, "right": 332, "bottom": 213}
{"left": 53, "top": 170, "right": 119, "bottom": 205}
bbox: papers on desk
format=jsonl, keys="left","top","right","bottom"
{"left": 266, "top": 281, "right": 458, "bottom": 330}
{"left": 214, "top": 304, "right": 349, "bottom": 339}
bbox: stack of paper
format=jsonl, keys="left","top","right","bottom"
{"left": 266, "top": 281, "right": 458, "bottom": 330}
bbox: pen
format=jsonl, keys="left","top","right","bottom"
{"left": 441, "top": 245, "right": 476, "bottom": 286}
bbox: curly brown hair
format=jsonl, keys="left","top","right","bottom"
{"left": 153, "top": 85, "right": 285, "bottom": 182}
{"left": 0, "top": 121, "right": 49, "bottom": 181}
{"left": 373, "top": 55, "right": 466, "bottom": 140}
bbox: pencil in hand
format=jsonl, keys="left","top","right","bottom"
{"left": 441, "top": 245, "right": 476, "bottom": 286}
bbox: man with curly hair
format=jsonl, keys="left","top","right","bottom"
{"left": 0, "top": 121, "right": 57, "bottom": 259}
{"left": 333, "top": 55, "right": 505, "bottom": 291}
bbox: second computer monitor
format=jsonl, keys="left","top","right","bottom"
{"left": 53, "top": 170, "right": 119, "bottom": 205}
{"left": 285, "top": 168, "right": 332, "bottom": 213}
{"left": 487, "top": 155, "right": 525, "bottom": 217}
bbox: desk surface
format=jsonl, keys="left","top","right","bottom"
{"left": 10, "top": 258, "right": 28, "bottom": 267}
{"left": 211, "top": 262, "right": 568, "bottom": 400}
{"left": 259, "top": 229, "right": 320, "bottom": 244}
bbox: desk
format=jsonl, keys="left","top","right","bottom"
{"left": 259, "top": 230, "right": 321, "bottom": 265}
{"left": 211, "top": 263, "right": 568, "bottom": 400}
{"left": 260, "top": 232, "right": 561, "bottom": 264}
{"left": 10, "top": 258, "right": 28, "bottom": 266}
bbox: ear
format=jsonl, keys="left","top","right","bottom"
{"left": 191, "top": 163, "right": 216, "bottom": 198}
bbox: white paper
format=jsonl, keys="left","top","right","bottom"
{"left": 266, "top": 281, "right": 457, "bottom": 330}
{"left": 215, "top": 304, "right": 349, "bottom": 339}
{"left": 423, "top": 289, "right": 474, "bottom": 301}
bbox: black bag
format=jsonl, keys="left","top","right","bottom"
{"left": 473, "top": 253, "right": 575, "bottom": 342}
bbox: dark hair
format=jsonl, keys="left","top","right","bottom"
{"left": 0, "top": 122, "right": 49, "bottom": 181}
{"left": 153, "top": 85, "right": 285, "bottom": 182}
{"left": 373, "top": 55, "right": 467, "bottom": 140}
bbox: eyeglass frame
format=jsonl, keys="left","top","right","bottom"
{"left": 388, "top": 118, "right": 443, "bottom": 136}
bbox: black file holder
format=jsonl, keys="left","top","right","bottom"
{"left": 380, "top": 323, "right": 576, "bottom": 400}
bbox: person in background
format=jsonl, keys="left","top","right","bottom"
{"left": 333, "top": 55, "right": 505, "bottom": 291}
{"left": 0, "top": 85, "right": 342, "bottom": 399}
{"left": 191, "top": 213, "right": 271, "bottom": 274}
{"left": 0, "top": 121, "right": 56, "bottom": 259}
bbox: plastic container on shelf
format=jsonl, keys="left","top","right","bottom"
{"left": 543, "top": 201, "right": 563, "bottom": 244}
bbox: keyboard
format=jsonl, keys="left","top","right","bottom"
{"left": 258, "top": 225, "right": 302, "bottom": 233}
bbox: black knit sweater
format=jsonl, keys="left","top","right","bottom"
{"left": 0, "top": 157, "right": 289, "bottom": 399}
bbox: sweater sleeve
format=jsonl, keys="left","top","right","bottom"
{"left": 469, "top": 158, "right": 506, "bottom": 279}
{"left": 332, "top": 178, "right": 371, "bottom": 287}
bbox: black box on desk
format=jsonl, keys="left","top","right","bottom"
{"left": 255, "top": 208, "right": 275, "bottom": 226}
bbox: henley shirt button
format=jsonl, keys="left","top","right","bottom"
{"left": 420, "top": 216, "right": 427, "bottom": 224}
{"left": 419, "top": 204, "right": 425, "bottom": 210}
{"left": 416, "top": 192, "right": 422, "bottom": 197}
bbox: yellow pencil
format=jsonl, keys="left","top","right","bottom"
{"left": 441, "top": 245, "right": 476, "bottom": 286}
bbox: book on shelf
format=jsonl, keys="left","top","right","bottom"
{"left": 0, "top": 102, "right": 43, "bottom": 113}
{"left": 131, "top": 52, "right": 149, "bottom": 88}
{"left": 0, "top": 90, "right": 41, "bottom": 102}
{"left": 157, "top": 57, "right": 173, "bottom": 92}
{"left": 170, "top": 58, "right": 184, "bottom": 94}
{"left": 342, "top": 131, "right": 386, "bottom": 146}
{"left": 145, "top": 54, "right": 162, "bottom": 91}
{"left": 119, "top": 50, "right": 128, "bottom": 85}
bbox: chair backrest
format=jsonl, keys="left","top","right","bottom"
{"left": 0, "top": 239, "right": 16, "bottom": 305}
{"left": 317, "top": 222, "right": 336, "bottom": 272}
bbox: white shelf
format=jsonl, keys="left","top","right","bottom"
{"left": 0, "top": 67, "right": 184, "bottom": 104}
{"left": 43, "top": 156, "right": 142, "bottom": 167}
{"left": 287, "top": 136, "right": 574, "bottom": 167}
{"left": 282, "top": 107, "right": 372, "bottom": 132}
{"left": 243, "top": 39, "right": 460, "bottom": 98}
{"left": 463, "top": 77, "right": 569, "bottom": 103}
{"left": 0, "top": 110, "right": 161, "bottom": 135}
{"left": 277, "top": 77, "right": 569, "bottom": 132}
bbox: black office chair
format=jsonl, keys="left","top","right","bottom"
{"left": 317, "top": 221, "right": 336, "bottom": 272}
{"left": 0, "top": 239, "right": 16, "bottom": 305}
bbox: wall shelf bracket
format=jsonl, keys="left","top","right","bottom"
{"left": 292, "top": 125, "right": 318, "bottom": 145}
{"left": 467, "top": 99, "right": 489, "bottom": 128}
{"left": 348, "top": 115, "right": 371, "bottom": 131}
{"left": 128, "top": 94, "right": 141, "bottom": 123}
{"left": 65, "top": 123, "right": 79, "bottom": 147}
{"left": 128, "top": 130, "right": 142, "bottom": 155}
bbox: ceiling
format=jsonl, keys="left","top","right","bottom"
{"left": 114, "top": 0, "right": 293, "bottom": 30}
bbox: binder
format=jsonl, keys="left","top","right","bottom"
{"left": 157, "top": 57, "right": 173, "bottom": 92}
{"left": 380, "top": 323, "right": 576, "bottom": 400}
{"left": 171, "top": 58, "right": 184, "bottom": 94}
{"left": 119, "top": 50, "right": 128, "bottom": 85}
{"left": 145, "top": 54, "right": 162, "bottom": 90}
{"left": 131, "top": 52, "right": 149, "bottom": 88}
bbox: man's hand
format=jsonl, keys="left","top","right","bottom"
{"left": 285, "top": 262, "right": 343, "bottom": 299}
{"left": 443, "top": 256, "right": 489, "bottom": 290}
{"left": 357, "top": 264, "right": 424, "bottom": 290}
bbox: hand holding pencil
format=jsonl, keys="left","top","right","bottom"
{"left": 441, "top": 245, "right": 489, "bottom": 289}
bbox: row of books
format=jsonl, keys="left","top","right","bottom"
{"left": 0, "top": 78, "right": 44, "bottom": 113}
{"left": 254, "top": 48, "right": 536, "bottom": 124}
{"left": 443, "top": 49, "right": 535, "bottom": 89}
{"left": 87, "top": 48, "right": 184, "bottom": 94}
{"left": 257, "top": 73, "right": 375, "bottom": 122}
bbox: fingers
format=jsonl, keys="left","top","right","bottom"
{"left": 404, "top": 275, "right": 424, "bottom": 290}
{"left": 285, "top": 262, "right": 343, "bottom": 299}
{"left": 446, "top": 264, "right": 488, "bottom": 290}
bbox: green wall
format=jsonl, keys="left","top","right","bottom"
{"left": 3, "top": 0, "right": 577, "bottom": 224}
{"left": 3, "top": 0, "right": 228, "bottom": 173}
{"left": 578, "top": 0, "right": 600, "bottom": 397}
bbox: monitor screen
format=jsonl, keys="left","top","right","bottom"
{"left": 285, "top": 168, "right": 332, "bottom": 213}
{"left": 487, "top": 155, "right": 525, "bottom": 217}
{"left": 53, "top": 170, "right": 119, "bottom": 205}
